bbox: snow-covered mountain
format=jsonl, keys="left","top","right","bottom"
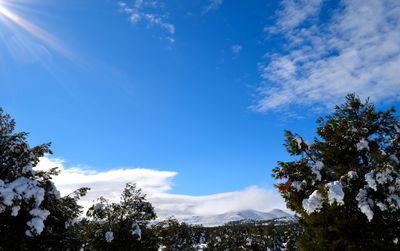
{"left": 180, "top": 209, "right": 292, "bottom": 227}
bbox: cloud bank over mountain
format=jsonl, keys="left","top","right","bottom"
{"left": 36, "top": 157, "right": 287, "bottom": 219}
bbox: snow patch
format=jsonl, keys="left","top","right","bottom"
{"left": 365, "top": 172, "right": 377, "bottom": 191}
{"left": 347, "top": 171, "right": 358, "bottom": 179}
{"left": 294, "top": 137, "right": 303, "bottom": 149}
{"left": 311, "top": 161, "right": 324, "bottom": 181}
{"left": 26, "top": 208, "right": 50, "bottom": 236}
{"left": 180, "top": 209, "right": 291, "bottom": 227}
{"left": 105, "top": 231, "right": 114, "bottom": 243}
{"left": 11, "top": 206, "right": 20, "bottom": 217}
{"left": 0, "top": 177, "right": 50, "bottom": 237}
{"left": 131, "top": 222, "right": 141, "bottom": 240}
{"left": 326, "top": 181, "right": 344, "bottom": 206}
{"left": 375, "top": 168, "right": 393, "bottom": 185}
{"left": 302, "top": 190, "right": 323, "bottom": 214}
{"left": 376, "top": 202, "right": 387, "bottom": 211}
{"left": 291, "top": 181, "right": 303, "bottom": 191}
{"left": 0, "top": 177, "right": 45, "bottom": 207}
{"left": 387, "top": 195, "right": 400, "bottom": 209}
{"left": 356, "top": 189, "right": 374, "bottom": 221}
{"left": 356, "top": 138, "right": 369, "bottom": 151}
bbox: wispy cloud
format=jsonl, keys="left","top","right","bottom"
{"left": 231, "top": 44, "right": 242, "bottom": 55}
{"left": 255, "top": 0, "right": 400, "bottom": 112}
{"left": 118, "top": 1, "right": 175, "bottom": 42}
{"left": 37, "top": 157, "right": 286, "bottom": 219}
{"left": 203, "top": 0, "right": 224, "bottom": 14}
{"left": 266, "top": 0, "right": 323, "bottom": 33}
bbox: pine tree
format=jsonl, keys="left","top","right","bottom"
{"left": 153, "top": 218, "right": 202, "bottom": 250}
{"left": 0, "top": 108, "right": 89, "bottom": 250}
{"left": 273, "top": 94, "right": 400, "bottom": 250}
{"left": 84, "top": 182, "right": 158, "bottom": 250}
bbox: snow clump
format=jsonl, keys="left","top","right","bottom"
{"left": 311, "top": 161, "right": 324, "bottom": 181}
{"left": 356, "top": 188, "right": 374, "bottom": 221}
{"left": 132, "top": 222, "right": 141, "bottom": 240}
{"left": 356, "top": 138, "right": 369, "bottom": 151}
{"left": 105, "top": 231, "right": 114, "bottom": 243}
{"left": 25, "top": 208, "right": 50, "bottom": 236}
{"left": 326, "top": 181, "right": 344, "bottom": 205}
{"left": 303, "top": 190, "right": 323, "bottom": 214}
{"left": 365, "top": 172, "right": 377, "bottom": 191}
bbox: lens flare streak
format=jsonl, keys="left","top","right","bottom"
{"left": 0, "top": 4, "right": 80, "bottom": 65}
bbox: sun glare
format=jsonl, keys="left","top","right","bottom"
{"left": 0, "top": 1, "right": 80, "bottom": 65}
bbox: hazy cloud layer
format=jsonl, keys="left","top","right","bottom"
{"left": 37, "top": 157, "right": 286, "bottom": 219}
{"left": 231, "top": 44, "right": 243, "bottom": 55}
{"left": 255, "top": 0, "right": 400, "bottom": 112}
{"left": 203, "top": 0, "right": 224, "bottom": 14}
{"left": 151, "top": 186, "right": 286, "bottom": 219}
{"left": 267, "top": 0, "right": 323, "bottom": 33}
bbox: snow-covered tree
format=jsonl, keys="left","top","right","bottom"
{"left": 153, "top": 217, "right": 300, "bottom": 251}
{"left": 273, "top": 94, "right": 400, "bottom": 250}
{"left": 0, "top": 108, "right": 88, "bottom": 250}
{"left": 153, "top": 218, "right": 203, "bottom": 250}
{"left": 204, "top": 221, "right": 299, "bottom": 251}
{"left": 83, "top": 182, "right": 158, "bottom": 250}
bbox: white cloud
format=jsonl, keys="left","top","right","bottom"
{"left": 36, "top": 157, "right": 286, "bottom": 219}
{"left": 118, "top": 1, "right": 175, "bottom": 42}
{"left": 36, "top": 157, "right": 177, "bottom": 210}
{"left": 203, "top": 0, "right": 224, "bottom": 14}
{"left": 151, "top": 186, "right": 286, "bottom": 219}
{"left": 267, "top": 0, "right": 323, "bottom": 33}
{"left": 231, "top": 44, "right": 242, "bottom": 55}
{"left": 255, "top": 0, "right": 400, "bottom": 112}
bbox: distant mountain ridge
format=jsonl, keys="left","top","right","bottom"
{"left": 180, "top": 209, "right": 292, "bottom": 227}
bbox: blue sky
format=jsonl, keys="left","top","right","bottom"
{"left": 1, "top": 0, "right": 400, "bottom": 217}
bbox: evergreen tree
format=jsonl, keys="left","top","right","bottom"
{"left": 153, "top": 218, "right": 202, "bottom": 251}
{"left": 204, "top": 221, "right": 299, "bottom": 251}
{"left": 0, "top": 108, "right": 88, "bottom": 250}
{"left": 273, "top": 94, "right": 400, "bottom": 250}
{"left": 84, "top": 182, "right": 158, "bottom": 250}
{"left": 153, "top": 217, "right": 300, "bottom": 251}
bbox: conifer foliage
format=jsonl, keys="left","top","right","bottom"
{"left": 153, "top": 217, "right": 299, "bottom": 251}
{"left": 0, "top": 109, "right": 88, "bottom": 250}
{"left": 153, "top": 218, "right": 203, "bottom": 250}
{"left": 273, "top": 94, "right": 400, "bottom": 250}
{"left": 83, "top": 183, "right": 158, "bottom": 250}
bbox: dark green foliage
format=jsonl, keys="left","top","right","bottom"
{"left": 204, "top": 220, "right": 300, "bottom": 251}
{"left": 0, "top": 108, "right": 89, "bottom": 250}
{"left": 152, "top": 217, "right": 300, "bottom": 251}
{"left": 273, "top": 94, "right": 400, "bottom": 250}
{"left": 83, "top": 183, "right": 158, "bottom": 250}
{"left": 153, "top": 218, "right": 204, "bottom": 250}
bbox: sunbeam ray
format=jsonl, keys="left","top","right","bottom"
{"left": 0, "top": 2, "right": 82, "bottom": 66}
